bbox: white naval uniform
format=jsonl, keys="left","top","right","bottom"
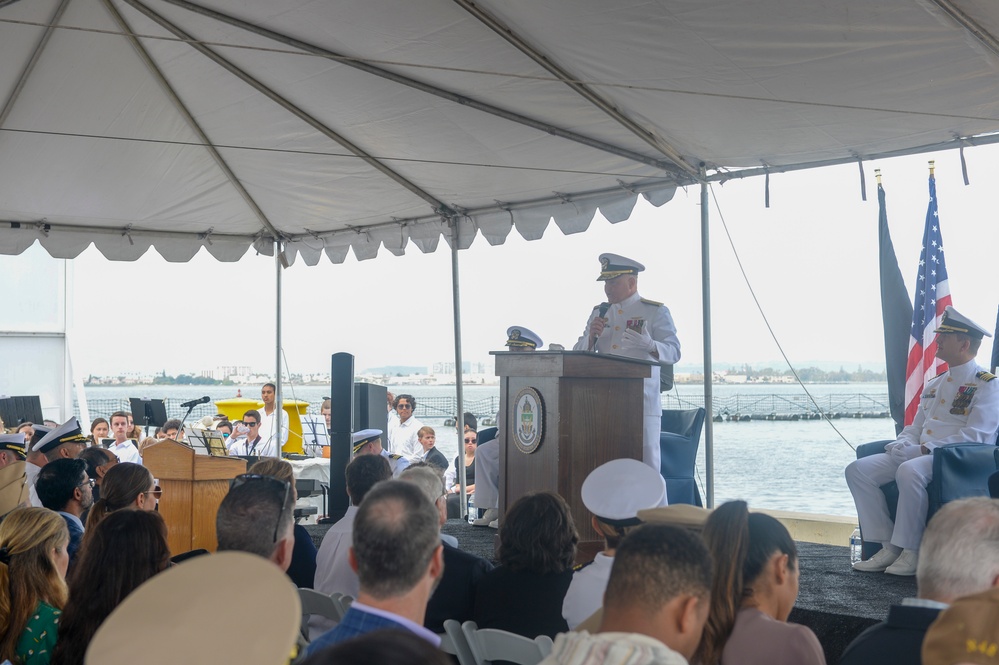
{"left": 573, "top": 292, "right": 681, "bottom": 472}
{"left": 381, "top": 449, "right": 410, "bottom": 478}
{"left": 845, "top": 360, "right": 999, "bottom": 550}
{"left": 562, "top": 552, "right": 614, "bottom": 630}
{"left": 25, "top": 460, "right": 43, "bottom": 507}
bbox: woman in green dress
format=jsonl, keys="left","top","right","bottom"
{"left": 0, "top": 506, "right": 70, "bottom": 665}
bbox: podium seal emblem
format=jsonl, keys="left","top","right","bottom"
{"left": 513, "top": 387, "right": 544, "bottom": 454}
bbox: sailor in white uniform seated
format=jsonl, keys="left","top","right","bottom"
{"left": 846, "top": 306, "right": 999, "bottom": 576}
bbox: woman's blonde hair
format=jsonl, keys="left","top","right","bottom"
{"left": 0, "top": 507, "right": 69, "bottom": 661}
{"left": 248, "top": 457, "right": 294, "bottom": 485}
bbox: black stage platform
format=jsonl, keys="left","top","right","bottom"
{"left": 306, "top": 520, "right": 914, "bottom": 663}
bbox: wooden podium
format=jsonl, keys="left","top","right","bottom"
{"left": 493, "top": 350, "right": 652, "bottom": 558}
{"left": 143, "top": 441, "right": 246, "bottom": 556}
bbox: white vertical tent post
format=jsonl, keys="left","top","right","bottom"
{"left": 450, "top": 219, "right": 468, "bottom": 518}
{"left": 275, "top": 239, "right": 283, "bottom": 457}
{"left": 700, "top": 181, "right": 715, "bottom": 508}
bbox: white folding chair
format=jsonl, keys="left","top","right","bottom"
{"left": 460, "top": 620, "right": 554, "bottom": 665}
{"left": 297, "top": 588, "right": 344, "bottom": 642}
{"left": 333, "top": 593, "right": 354, "bottom": 617}
{"left": 443, "top": 619, "right": 477, "bottom": 665}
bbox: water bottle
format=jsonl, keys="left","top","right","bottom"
{"left": 850, "top": 527, "right": 862, "bottom": 564}
{"left": 467, "top": 493, "right": 476, "bottom": 524}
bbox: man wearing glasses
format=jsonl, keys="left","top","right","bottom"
{"left": 227, "top": 410, "right": 265, "bottom": 456}
{"left": 387, "top": 394, "right": 424, "bottom": 463}
{"left": 35, "top": 457, "right": 93, "bottom": 568}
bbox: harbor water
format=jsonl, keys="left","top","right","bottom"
{"left": 75, "top": 383, "right": 896, "bottom": 519}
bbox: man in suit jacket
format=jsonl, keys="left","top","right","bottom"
{"left": 35, "top": 457, "right": 93, "bottom": 568}
{"left": 306, "top": 480, "right": 444, "bottom": 656}
{"left": 839, "top": 497, "right": 999, "bottom": 665}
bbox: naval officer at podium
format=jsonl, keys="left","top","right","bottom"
{"left": 573, "top": 254, "right": 680, "bottom": 472}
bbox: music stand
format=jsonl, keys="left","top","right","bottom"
{"left": 184, "top": 427, "right": 228, "bottom": 456}
{"left": 299, "top": 415, "right": 330, "bottom": 456}
{"left": 129, "top": 398, "right": 167, "bottom": 438}
{"left": 0, "top": 395, "right": 44, "bottom": 428}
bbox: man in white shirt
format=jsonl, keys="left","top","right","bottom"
{"left": 257, "top": 383, "right": 288, "bottom": 457}
{"left": 311, "top": 453, "right": 393, "bottom": 639}
{"left": 387, "top": 394, "right": 423, "bottom": 463}
{"left": 108, "top": 411, "right": 142, "bottom": 464}
{"left": 227, "top": 410, "right": 266, "bottom": 456}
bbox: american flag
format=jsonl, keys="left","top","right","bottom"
{"left": 903, "top": 175, "right": 952, "bottom": 425}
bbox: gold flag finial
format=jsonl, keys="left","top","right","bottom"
{"left": 929, "top": 160, "right": 936, "bottom": 176}
{"left": 874, "top": 168, "right": 882, "bottom": 185}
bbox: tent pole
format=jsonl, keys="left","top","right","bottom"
{"left": 450, "top": 220, "right": 468, "bottom": 519}
{"left": 700, "top": 181, "right": 715, "bottom": 508}
{"left": 275, "top": 240, "right": 283, "bottom": 458}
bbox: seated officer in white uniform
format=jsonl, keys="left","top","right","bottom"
{"left": 352, "top": 429, "right": 409, "bottom": 478}
{"left": 573, "top": 254, "right": 681, "bottom": 472}
{"left": 562, "top": 458, "right": 667, "bottom": 629}
{"left": 472, "top": 326, "right": 543, "bottom": 528}
{"left": 847, "top": 306, "right": 999, "bottom": 576}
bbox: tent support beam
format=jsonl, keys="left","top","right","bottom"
{"left": 155, "top": 0, "right": 686, "bottom": 177}
{"left": 102, "top": 0, "right": 281, "bottom": 239}
{"left": 125, "top": 0, "right": 455, "bottom": 217}
{"left": 452, "top": 0, "right": 699, "bottom": 180}
{"left": 449, "top": 220, "right": 468, "bottom": 518}
{"left": 700, "top": 179, "right": 714, "bottom": 508}
{"left": 0, "top": 0, "right": 71, "bottom": 128}
{"left": 931, "top": 0, "right": 999, "bottom": 58}
{"left": 275, "top": 240, "right": 284, "bottom": 457}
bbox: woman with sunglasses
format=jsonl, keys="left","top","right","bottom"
{"left": 83, "top": 463, "right": 160, "bottom": 538}
{"left": 445, "top": 430, "right": 478, "bottom": 519}
{"left": 0, "top": 507, "right": 70, "bottom": 665}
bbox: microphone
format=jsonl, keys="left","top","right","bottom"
{"left": 590, "top": 303, "right": 611, "bottom": 351}
{"left": 180, "top": 396, "right": 211, "bottom": 409}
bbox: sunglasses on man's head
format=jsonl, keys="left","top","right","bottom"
{"left": 230, "top": 474, "right": 290, "bottom": 543}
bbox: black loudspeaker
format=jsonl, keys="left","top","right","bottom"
{"left": 0, "top": 395, "right": 44, "bottom": 428}
{"left": 329, "top": 354, "right": 354, "bottom": 434}
{"left": 354, "top": 383, "right": 388, "bottom": 435}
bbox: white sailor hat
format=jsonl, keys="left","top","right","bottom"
{"left": 0, "top": 433, "right": 27, "bottom": 460}
{"left": 352, "top": 428, "right": 383, "bottom": 453}
{"left": 506, "top": 326, "right": 543, "bottom": 350}
{"left": 934, "top": 305, "right": 992, "bottom": 339}
{"left": 28, "top": 425, "right": 51, "bottom": 450}
{"left": 34, "top": 417, "right": 87, "bottom": 454}
{"left": 85, "top": 551, "right": 301, "bottom": 665}
{"left": 581, "top": 458, "right": 666, "bottom": 526}
{"left": 597, "top": 253, "right": 645, "bottom": 281}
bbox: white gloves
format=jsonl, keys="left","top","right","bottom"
{"left": 620, "top": 327, "right": 656, "bottom": 355}
{"left": 888, "top": 442, "right": 922, "bottom": 464}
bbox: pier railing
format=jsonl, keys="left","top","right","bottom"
{"left": 74, "top": 392, "right": 890, "bottom": 425}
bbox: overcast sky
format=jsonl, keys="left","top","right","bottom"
{"left": 4, "top": 145, "right": 998, "bottom": 379}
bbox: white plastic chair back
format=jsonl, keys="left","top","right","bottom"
{"left": 443, "top": 619, "right": 477, "bottom": 665}
{"left": 461, "top": 620, "right": 554, "bottom": 665}
{"left": 297, "top": 588, "right": 344, "bottom": 642}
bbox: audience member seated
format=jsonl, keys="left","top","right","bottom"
{"left": 306, "top": 480, "right": 444, "bottom": 655}
{"left": 87, "top": 418, "right": 108, "bottom": 447}
{"left": 84, "top": 463, "right": 159, "bottom": 537}
{"left": 216, "top": 472, "right": 296, "bottom": 572}
{"left": 106, "top": 412, "right": 142, "bottom": 464}
{"left": 563, "top": 458, "right": 667, "bottom": 630}
{"left": 76, "top": 447, "right": 117, "bottom": 515}
{"left": 50, "top": 510, "right": 171, "bottom": 665}
{"left": 24, "top": 425, "right": 51, "bottom": 508}
{"left": 27, "top": 419, "right": 89, "bottom": 510}
{"left": 301, "top": 628, "right": 451, "bottom": 665}
{"left": 35, "top": 458, "right": 93, "bottom": 569}
{"left": 0, "top": 432, "right": 27, "bottom": 471}
{"left": 920, "top": 585, "right": 999, "bottom": 665}
{"left": 83, "top": 551, "right": 300, "bottom": 665}
{"left": 0, "top": 507, "right": 69, "bottom": 665}
{"left": 445, "top": 429, "right": 476, "bottom": 519}
{"left": 541, "top": 524, "right": 712, "bottom": 665}
{"left": 312, "top": 454, "right": 393, "bottom": 638}
{"left": 353, "top": 429, "right": 409, "bottom": 477}
{"left": 698, "top": 500, "right": 825, "bottom": 665}
{"left": 839, "top": 497, "right": 999, "bottom": 665}
{"left": 247, "top": 457, "right": 318, "bottom": 589}
{"left": 388, "top": 394, "right": 424, "bottom": 463}
{"left": 399, "top": 465, "right": 494, "bottom": 633}
{"left": 417, "top": 427, "right": 449, "bottom": 470}
{"left": 16, "top": 422, "right": 36, "bottom": 442}
{"left": 473, "top": 491, "right": 578, "bottom": 639}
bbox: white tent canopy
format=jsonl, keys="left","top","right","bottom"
{"left": 4, "top": 0, "right": 999, "bottom": 263}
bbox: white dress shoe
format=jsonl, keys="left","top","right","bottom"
{"left": 852, "top": 547, "right": 900, "bottom": 572}
{"left": 885, "top": 549, "right": 918, "bottom": 576}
